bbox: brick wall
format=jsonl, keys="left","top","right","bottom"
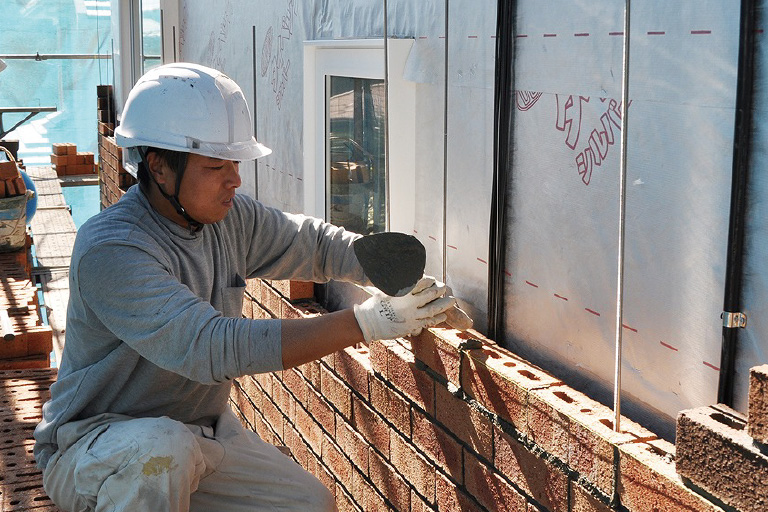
{"left": 230, "top": 279, "right": 727, "bottom": 512}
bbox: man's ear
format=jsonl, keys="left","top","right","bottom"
{"left": 146, "top": 152, "right": 174, "bottom": 187}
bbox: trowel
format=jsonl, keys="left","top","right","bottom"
{"left": 353, "top": 232, "right": 473, "bottom": 330}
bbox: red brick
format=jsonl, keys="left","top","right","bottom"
{"left": 749, "top": 365, "right": 768, "bottom": 444}
{"left": 351, "top": 468, "right": 387, "bottom": 511}
{"left": 436, "top": 471, "right": 483, "bottom": 512}
{"left": 238, "top": 375, "right": 263, "bottom": 410}
{"left": 370, "top": 447, "right": 411, "bottom": 511}
{"left": 463, "top": 448, "right": 527, "bottom": 512}
{"left": 387, "top": 340, "right": 435, "bottom": 415}
{"left": 494, "top": 426, "right": 569, "bottom": 512}
{"left": 294, "top": 401, "right": 324, "bottom": 454}
{"left": 271, "top": 279, "right": 315, "bottom": 300}
{"left": 370, "top": 375, "right": 411, "bottom": 437}
{"left": 261, "top": 282, "right": 283, "bottom": 317}
{"left": 619, "top": 437, "right": 723, "bottom": 512}
{"left": 307, "top": 452, "right": 336, "bottom": 500}
{"left": 298, "top": 359, "right": 322, "bottom": 391}
{"left": 391, "top": 429, "right": 436, "bottom": 503}
{"left": 280, "top": 297, "right": 303, "bottom": 319}
{"left": 271, "top": 379, "right": 296, "bottom": 422}
{"left": 321, "top": 364, "right": 352, "bottom": 420}
{"left": 241, "top": 296, "right": 253, "bottom": 319}
{"left": 527, "top": 385, "right": 571, "bottom": 462}
{"left": 282, "top": 368, "right": 309, "bottom": 406}
{"left": 411, "top": 327, "right": 466, "bottom": 387}
{"left": 353, "top": 395, "right": 390, "bottom": 458}
{"left": 245, "top": 278, "right": 262, "bottom": 302}
{"left": 251, "top": 300, "right": 273, "bottom": 320}
{"left": 411, "top": 488, "right": 438, "bottom": 512}
{"left": 676, "top": 405, "right": 765, "bottom": 512}
{"left": 335, "top": 346, "right": 372, "bottom": 400}
{"left": 308, "top": 382, "right": 335, "bottom": 433}
{"left": 569, "top": 481, "right": 613, "bottom": 512}
{"left": 336, "top": 482, "right": 362, "bottom": 512}
{"left": 336, "top": 415, "right": 370, "bottom": 474}
{"left": 322, "top": 434, "right": 353, "bottom": 491}
{"left": 411, "top": 407, "right": 463, "bottom": 483}
{"left": 259, "top": 394, "right": 285, "bottom": 440}
{"left": 283, "top": 422, "right": 310, "bottom": 468}
{"left": 435, "top": 383, "right": 493, "bottom": 461}
{"left": 369, "top": 339, "right": 390, "bottom": 375}
{"left": 461, "top": 343, "right": 559, "bottom": 432}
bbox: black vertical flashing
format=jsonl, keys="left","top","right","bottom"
{"left": 718, "top": 0, "right": 757, "bottom": 405}
{"left": 488, "top": 0, "right": 516, "bottom": 340}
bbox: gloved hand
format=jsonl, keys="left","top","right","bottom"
{"left": 353, "top": 276, "right": 456, "bottom": 342}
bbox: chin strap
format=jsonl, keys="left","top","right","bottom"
{"left": 139, "top": 148, "right": 203, "bottom": 234}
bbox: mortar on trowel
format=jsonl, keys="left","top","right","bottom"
{"left": 353, "top": 232, "right": 473, "bottom": 330}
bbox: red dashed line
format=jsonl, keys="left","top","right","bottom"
{"left": 296, "top": 177, "right": 303, "bottom": 181}
{"left": 585, "top": 308, "right": 601, "bottom": 317}
{"left": 468, "top": 35, "right": 478, "bottom": 39}
{"left": 525, "top": 281, "right": 539, "bottom": 288}
{"left": 703, "top": 361, "right": 720, "bottom": 371}
{"left": 419, "top": 36, "right": 428, "bottom": 40}
{"left": 647, "top": 31, "right": 666, "bottom": 36}
{"left": 428, "top": 236, "right": 437, "bottom": 241}
{"left": 516, "top": 34, "right": 528, "bottom": 38}
{"left": 691, "top": 30, "right": 711, "bottom": 35}
{"left": 504, "top": 270, "right": 512, "bottom": 277}
{"left": 660, "top": 341, "right": 679, "bottom": 352}
{"left": 756, "top": 29, "right": 765, "bottom": 34}
{"left": 491, "top": 35, "right": 497, "bottom": 39}
{"left": 609, "top": 31, "right": 624, "bottom": 36}
{"left": 574, "top": 33, "right": 590, "bottom": 37}
{"left": 477, "top": 258, "right": 487, "bottom": 264}
{"left": 543, "top": 33, "right": 557, "bottom": 38}
{"left": 439, "top": 36, "right": 446, "bottom": 39}
{"left": 447, "top": 244, "right": 458, "bottom": 250}
{"left": 554, "top": 294, "right": 568, "bottom": 301}
{"left": 622, "top": 324, "right": 638, "bottom": 333}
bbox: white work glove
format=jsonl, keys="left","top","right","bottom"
{"left": 354, "top": 276, "right": 456, "bottom": 342}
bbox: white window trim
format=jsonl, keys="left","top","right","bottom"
{"left": 303, "top": 38, "right": 416, "bottom": 234}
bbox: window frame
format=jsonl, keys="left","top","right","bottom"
{"left": 303, "top": 38, "right": 415, "bottom": 234}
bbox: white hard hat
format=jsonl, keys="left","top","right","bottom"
{"left": 115, "top": 62, "right": 271, "bottom": 164}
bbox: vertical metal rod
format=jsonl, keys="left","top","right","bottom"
{"left": 614, "top": 0, "right": 631, "bottom": 432}
{"left": 252, "top": 25, "right": 259, "bottom": 201}
{"left": 383, "top": 0, "right": 391, "bottom": 230}
{"left": 442, "top": 0, "right": 450, "bottom": 283}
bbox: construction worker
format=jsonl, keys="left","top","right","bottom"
{"left": 34, "top": 63, "right": 455, "bottom": 511}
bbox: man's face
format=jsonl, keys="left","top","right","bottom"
{"left": 175, "top": 153, "right": 242, "bottom": 224}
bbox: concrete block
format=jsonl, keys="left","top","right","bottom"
{"left": 676, "top": 405, "right": 768, "bottom": 512}
{"left": 749, "top": 365, "right": 768, "bottom": 444}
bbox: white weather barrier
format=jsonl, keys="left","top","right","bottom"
{"left": 504, "top": 0, "right": 740, "bottom": 433}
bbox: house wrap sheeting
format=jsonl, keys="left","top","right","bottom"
{"left": 173, "top": 0, "right": 766, "bottom": 436}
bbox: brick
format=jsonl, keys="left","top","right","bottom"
{"left": 570, "top": 481, "right": 613, "bottom": 512}
{"left": 241, "top": 295, "right": 253, "bottom": 319}
{"left": 283, "top": 422, "right": 310, "bottom": 468}
{"left": 749, "top": 365, "right": 768, "bottom": 444}
{"left": 352, "top": 396, "right": 390, "bottom": 458}
{"left": 335, "top": 345, "right": 372, "bottom": 400}
{"left": 261, "top": 282, "right": 283, "bottom": 317}
{"left": 461, "top": 342, "right": 559, "bottom": 432}
{"left": 494, "top": 426, "right": 569, "bottom": 512}
{"left": 245, "top": 278, "right": 262, "bottom": 303}
{"left": 370, "top": 375, "right": 411, "bottom": 436}
{"left": 282, "top": 367, "right": 309, "bottom": 406}
{"left": 436, "top": 471, "right": 483, "bottom": 512}
{"left": 271, "top": 379, "right": 296, "bottom": 422}
{"left": 321, "top": 364, "right": 352, "bottom": 420}
{"left": 387, "top": 340, "right": 435, "bottom": 415}
{"left": 411, "top": 407, "right": 463, "bottom": 483}
{"left": 336, "top": 482, "right": 362, "bottom": 512}
{"left": 307, "top": 384, "right": 335, "bottom": 434}
{"left": 258, "top": 394, "right": 285, "bottom": 440}
{"left": 619, "top": 437, "right": 723, "bottom": 512}
{"left": 390, "top": 430, "right": 436, "bottom": 504}
{"left": 370, "top": 447, "right": 411, "bottom": 511}
{"left": 411, "top": 327, "right": 470, "bottom": 387}
{"left": 369, "top": 339, "right": 389, "bottom": 375}
{"left": 676, "top": 405, "right": 767, "bottom": 511}
{"left": 527, "top": 385, "right": 571, "bottom": 462}
{"left": 435, "top": 383, "right": 493, "bottom": 462}
{"left": 463, "top": 448, "right": 527, "bottom": 512}
{"left": 351, "top": 467, "right": 387, "bottom": 511}
{"left": 322, "top": 434, "right": 353, "bottom": 491}
{"left": 294, "top": 401, "right": 324, "bottom": 454}
{"left": 336, "top": 415, "right": 370, "bottom": 474}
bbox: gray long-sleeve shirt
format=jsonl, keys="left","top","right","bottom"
{"left": 34, "top": 186, "right": 366, "bottom": 468}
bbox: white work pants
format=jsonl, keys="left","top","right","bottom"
{"left": 42, "top": 410, "right": 336, "bottom": 512}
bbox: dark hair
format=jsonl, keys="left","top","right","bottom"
{"left": 137, "top": 147, "right": 188, "bottom": 193}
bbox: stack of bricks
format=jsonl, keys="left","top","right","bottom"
{"left": 0, "top": 235, "right": 53, "bottom": 371}
{"left": 229, "top": 278, "right": 730, "bottom": 512}
{"left": 0, "top": 147, "right": 27, "bottom": 198}
{"left": 49, "top": 143, "right": 96, "bottom": 177}
{"left": 676, "top": 365, "right": 768, "bottom": 511}
{"left": 97, "top": 84, "right": 115, "bottom": 136}
{"left": 97, "top": 132, "right": 136, "bottom": 208}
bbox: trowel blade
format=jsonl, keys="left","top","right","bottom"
{"left": 354, "top": 232, "right": 426, "bottom": 297}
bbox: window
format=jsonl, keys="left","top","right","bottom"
{"left": 304, "top": 39, "right": 415, "bottom": 234}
